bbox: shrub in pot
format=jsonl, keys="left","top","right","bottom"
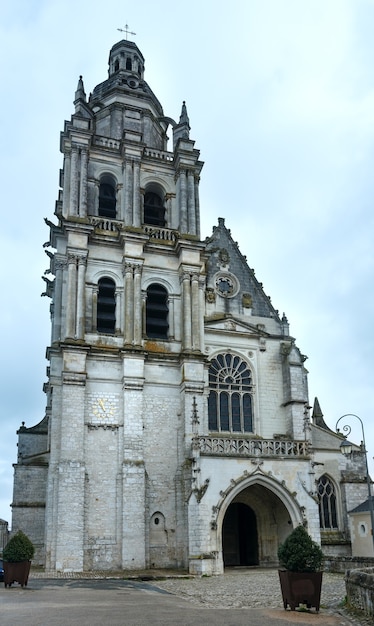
{"left": 278, "top": 524, "right": 323, "bottom": 612}
{"left": 3, "top": 530, "right": 35, "bottom": 588}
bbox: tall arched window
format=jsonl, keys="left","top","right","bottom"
{"left": 144, "top": 191, "right": 165, "bottom": 227}
{"left": 146, "top": 284, "right": 168, "bottom": 339}
{"left": 97, "top": 277, "right": 116, "bottom": 334}
{"left": 318, "top": 475, "right": 338, "bottom": 529}
{"left": 99, "top": 176, "right": 116, "bottom": 218}
{"left": 208, "top": 354, "right": 253, "bottom": 433}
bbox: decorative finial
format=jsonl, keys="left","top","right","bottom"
{"left": 117, "top": 23, "right": 136, "bottom": 40}
{"left": 74, "top": 75, "right": 86, "bottom": 103}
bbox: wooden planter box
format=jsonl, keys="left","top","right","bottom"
{"left": 4, "top": 561, "right": 31, "bottom": 588}
{"left": 278, "top": 569, "right": 323, "bottom": 612}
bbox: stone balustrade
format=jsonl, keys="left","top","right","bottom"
{"left": 93, "top": 136, "right": 120, "bottom": 150}
{"left": 143, "top": 147, "right": 173, "bottom": 161}
{"left": 196, "top": 436, "right": 310, "bottom": 458}
{"left": 90, "top": 217, "right": 124, "bottom": 232}
{"left": 143, "top": 225, "right": 178, "bottom": 241}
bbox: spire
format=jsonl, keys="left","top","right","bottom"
{"left": 74, "top": 75, "right": 86, "bottom": 104}
{"left": 312, "top": 397, "right": 331, "bottom": 431}
{"left": 173, "top": 101, "right": 191, "bottom": 149}
{"left": 179, "top": 101, "right": 190, "bottom": 130}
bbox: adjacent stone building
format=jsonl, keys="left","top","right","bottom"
{"left": 348, "top": 497, "right": 374, "bottom": 558}
{"left": 10, "top": 39, "right": 372, "bottom": 573}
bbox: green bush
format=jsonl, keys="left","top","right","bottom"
{"left": 278, "top": 525, "right": 323, "bottom": 572}
{"left": 3, "top": 530, "right": 35, "bottom": 563}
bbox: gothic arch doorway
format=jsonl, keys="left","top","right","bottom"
{"left": 218, "top": 479, "right": 299, "bottom": 569}
{"left": 223, "top": 502, "right": 258, "bottom": 566}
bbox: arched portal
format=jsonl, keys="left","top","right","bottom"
{"left": 218, "top": 478, "right": 299, "bottom": 569}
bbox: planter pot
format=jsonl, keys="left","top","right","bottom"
{"left": 4, "top": 561, "right": 31, "bottom": 588}
{"left": 278, "top": 569, "right": 323, "bottom": 612}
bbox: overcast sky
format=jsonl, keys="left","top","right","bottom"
{"left": 1, "top": 0, "right": 373, "bottom": 525}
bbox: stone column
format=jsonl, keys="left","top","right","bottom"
{"left": 181, "top": 272, "right": 192, "bottom": 350}
{"left": 76, "top": 255, "right": 87, "bottom": 339}
{"left": 92, "top": 287, "right": 98, "bottom": 332}
{"left": 194, "top": 175, "right": 201, "bottom": 238}
{"left": 124, "top": 263, "right": 134, "bottom": 345}
{"left": 79, "top": 148, "right": 88, "bottom": 217}
{"left": 133, "top": 160, "right": 141, "bottom": 227}
{"left": 121, "top": 162, "right": 126, "bottom": 222}
{"left": 168, "top": 295, "right": 175, "bottom": 339}
{"left": 199, "top": 277, "right": 205, "bottom": 352}
{"left": 187, "top": 170, "right": 196, "bottom": 234}
{"left": 125, "top": 160, "right": 133, "bottom": 225}
{"left": 133, "top": 265, "right": 142, "bottom": 346}
{"left": 70, "top": 146, "right": 79, "bottom": 216}
{"left": 94, "top": 181, "right": 99, "bottom": 216}
{"left": 62, "top": 151, "right": 71, "bottom": 218}
{"left": 117, "top": 184, "right": 123, "bottom": 221}
{"left": 66, "top": 254, "right": 77, "bottom": 338}
{"left": 115, "top": 290, "right": 121, "bottom": 334}
{"left": 179, "top": 169, "right": 187, "bottom": 233}
{"left": 191, "top": 273, "right": 200, "bottom": 351}
{"left": 52, "top": 259, "right": 65, "bottom": 343}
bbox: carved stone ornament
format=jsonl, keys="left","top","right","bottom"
{"left": 205, "top": 288, "right": 216, "bottom": 303}
{"left": 218, "top": 248, "right": 230, "bottom": 266}
{"left": 242, "top": 292, "right": 253, "bottom": 308}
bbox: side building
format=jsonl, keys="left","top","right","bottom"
{"left": 11, "top": 39, "right": 370, "bottom": 573}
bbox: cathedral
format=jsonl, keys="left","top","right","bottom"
{"left": 11, "top": 38, "right": 370, "bottom": 574}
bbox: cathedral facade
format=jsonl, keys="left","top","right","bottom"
{"left": 11, "top": 39, "right": 369, "bottom": 574}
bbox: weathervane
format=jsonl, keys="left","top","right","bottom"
{"left": 117, "top": 24, "right": 136, "bottom": 40}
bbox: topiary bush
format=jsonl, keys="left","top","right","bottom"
{"left": 278, "top": 525, "right": 323, "bottom": 572}
{"left": 3, "top": 530, "right": 35, "bottom": 563}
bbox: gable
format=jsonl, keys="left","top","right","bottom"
{"left": 205, "top": 218, "right": 281, "bottom": 321}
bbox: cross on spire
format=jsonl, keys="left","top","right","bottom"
{"left": 117, "top": 24, "right": 136, "bottom": 40}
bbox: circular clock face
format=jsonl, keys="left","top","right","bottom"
{"left": 92, "top": 398, "right": 115, "bottom": 418}
{"left": 214, "top": 272, "right": 239, "bottom": 298}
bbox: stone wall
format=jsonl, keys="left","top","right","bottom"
{"left": 324, "top": 556, "right": 374, "bottom": 573}
{"left": 345, "top": 567, "right": 374, "bottom": 618}
{"left": 0, "top": 519, "right": 9, "bottom": 554}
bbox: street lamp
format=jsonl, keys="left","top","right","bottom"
{"left": 336, "top": 413, "right": 374, "bottom": 553}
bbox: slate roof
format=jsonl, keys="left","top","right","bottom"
{"left": 349, "top": 496, "right": 374, "bottom": 514}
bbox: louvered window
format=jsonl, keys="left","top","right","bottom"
{"left": 146, "top": 284, "right": 168, "bottom": 339}
{"left": 97, "top": 278, "right": 116, "bottom": 334}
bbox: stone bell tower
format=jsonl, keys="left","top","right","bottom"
{"left": 37, "top": 38, "right": 206, "bottom": 571}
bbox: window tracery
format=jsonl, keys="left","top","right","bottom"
{"left": 208, "top": 354, "right": 253, "bottom": 433}
{"left": 318, "top": 475, "right": 338, "bottom": 529}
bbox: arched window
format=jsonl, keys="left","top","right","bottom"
{"left": 318, "top": 475, "right": 338, "bottom": 529}
{"left": 126, "top": 57, "right": 132, "bottom": 71}
{"left": 97, "top": 277, "right": 116, "bottom": 334}
{"left": 99, "top": 176, "right": 116, "bottom": 218}
{"left": 146, "top": 284, "right": 168, "bottom": 339}
{"left": 144, "top": 191, "right": 165, "bottom": 227}
{"left": 208, "top": 354, "right": 253, "bottom": 433}
{"left": 114, "top": 59, "right": 119, "bottom": 72}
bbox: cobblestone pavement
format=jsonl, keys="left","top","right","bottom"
{"left": 153, "top": 568, "right": 371, "bottom": 626}
{"left": 30, "top": 568, "right": 371, "bottom": 625}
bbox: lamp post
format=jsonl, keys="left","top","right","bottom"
{"left": 336, "top": 413, "right": 374, "bottom": 553}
